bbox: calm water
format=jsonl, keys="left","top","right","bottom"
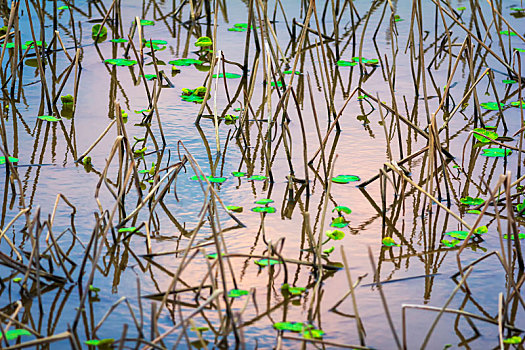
{"left": 0, "top": 0, "right": 524, "bottom": 348}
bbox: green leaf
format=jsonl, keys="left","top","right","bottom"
{"left": 441, "top": 239, "right": 460, "bottom": 247}
{"left": 232, "top": 171, "right": 246, "bottom": 177}
{"left": 472, "top": 128, "right": 498, "bottom": 143}
{"left": 228, "top": 289, "right": 249, "bottom": 298}
{"left": 474, "top": 225, "right": 488, "bottom": 235}
{"left": 336, "top": 60, "right": 357, "bottom": 67}
{"left": 273, "top": 322, "right": 311, "bottom": 332}
{"left": 500, "top": 30, "right": 517, "bottom": 36}
{"left": 118, "top": 227, "right": 137, "bottom": 233}
{"left": 140, "top": 19, "right": 155, "bottom": 26}
{"left": 467, "top": 209, "right": 481, "bottom": 214}
{"left": 38, "top": 115, "right": 61, "bottom": 122}
{"left": 255, "top": 258, "right": 281, "bottom": 266}
{"left": 445, "top": 230, "right": 469, "bottom": 240}
{"left": 92, "top": 24, "right": 107, "bottom": 41}
{"left": 503, "top": 336, "right": 522, "bottom": 344}
{"left": 332, "top": 206, "right": 352, "bottom": 214}
{"left": 287, "top": 286, "right": 306, "bottom": 295}
{"left": 255, "top": 198, "right": 274, "bottom": 205}
{"left": 206, "top": 253, "right": 225, "bottom": 259}
{"left": 352, "top": 57, "right": 379, "bottom": 65}
{"left": 393, "top": 15, "right": 403, "bottom": 22}
{"left": 460, "top": 196, "right": 485, "bottom": 206}
{"left": 503, "top": 79, "right": 517, "bottom": 84}
{"left": 104, "top": 58, "right": 137, "bottom": 66}
{"left": 457, "top": 6, "right": 466, "bottom": 10}
{"left": 248, "top": 175, "right": 267, "bottom": 181}
{"left": 271, "top": 81, "right": 283, "bottom": 87}
{"left": 195, "top": 36, "right": 212, "bottom": 47}
{"left": 110, "top": 38, "right": 128, "bottom": 43}
{"left": 480, "top": 102, "right": 505, "bottom": 111}
{"left": 283, "top": 70, "right": 301, "bottom": 75}
{"left": 515, "top": 48, "right": 525, "bottom": 53}
{"left": 134, "top": 109, "right": 151, "bottom": 114}
{"left": 0, "top": 156, "right": 18, "bottom": 165}
{"left": 482, "top": 148, "right": 512, "bottom": 157}
{"left": 0, "top": 329, "right": 32, "bottom": 340}
{"left": 330, "top": 217, "right": 349, "bottom": 228}
{"left": 25, "top": 40, "right": 46, "bottom": 47}
{"left": 58, "top": 5, "right": 69, "bottom": 10}
{"left": 382, "top": 237, "right": 400, "bottom": 247}
{"left": 141, "top": 74, "right": 157, "bottom": 81}
{"left": 84, "top": 338, "right": 115, "bottom": 347}
{"left": 169, "top": 58, "right": 203, "bottom": 66}
{"left": 226, "top": 205, "right": 243, "bottom": 213}
{"left": 503, "top": 233, "right": 525, "bottom": 239}
{"left": 212, "top": 73, "right": 242, "bottom": 79}
{"left": 228, "top": 27, "right": 247, "bottom": 32}
{"left": 323, "top": 246, "right": 335, "bottom": 254}
{"left": 12, "top": 277, "right": 22, "bottom": 282}
{"left": 302, "top": 328, "right": 324, "bottom": 339}
{"left": 89, "top": 285, "right": 100, "bottom": 293}
{"left": 60, "top": 94, "right": 74, "bottom": 103}
{"left": 510, "top": 101, "right": 525, "bottom": 109}
{"left": 251, "top": 206, "right": 276, "bottom": 213}
{"left": 326, "top": 229, "right": 345, "bottom": 240}
{"left": 209, "top": 177, "right": 226, "bottom": 183}
{"left": 331, "top": 175, "right": 360, "bottom": 184}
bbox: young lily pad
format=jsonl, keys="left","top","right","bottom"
{"left": 209, "top": 177, "right": 226, "bottom": 183}
{"left": 332, "top": 206, "right": 352, "bottom": 214}
{"left": 12, "top": 277, "right": 22, "bottom": 282}
{"left": 480, "top": 102, "right": 505, "bottom": 111}
{"left": 460, "top": 196, "right": 485, "bottom": 206}
{"left": 323, "top": 246, "right": 335, "bottom": 254}
{"left": 89, "top": 285, "right": 100, "bottom": 293}
{"left": 445, "top": 230, "right": 469, "bottom": 240}
{"left": 212, "top": 73, "right": 242, "bottom": 79}
{"left": 144, "top": 42, "right": 166, "bottom": 51}
{"left": 382, "top": 237, "right": 400, "bottom": 247}
{"left": 226, "top": 205, "right": 243, "bottom": 213}
{"left": 330, "top": 217, "right": 349, "bottom": 228}
{"left": 287, "top": 286, "right": 306, "bottom": 296}
{"left": 248, "top": 175, "right": 267, "bottom": 181}
{"left": 85, "top": 339, "right": 115, "bottom": 347}
{"left": 271, "top": 81, "right": 283, "bottom": 87}
{"left": 195, "top": 36, "right": 212, "bottom": 47}
{"left": 118, "top": 227, "right": 137, "bottom": 233}
{"left": 38, "top": 115, "right": 61, "bottom": 122}
{"left": 472, "top": 128, "right": 498, "bottom": 143}
{"left": 336, "top": 60, "right": 357, "bottom": 67}
{"left": 92, "top": 24, "right": 107, "bottom": 41}
{"left": 0, "top": 329, "right": 32, "bottom": 340}
{"left": 3, "top": 42, "right": 27, "bottom": 49}
{"left": 441, "top": 239, "right": 460, "bottom": 247}
{"left": 503, "top": 79, "right": 517, "bottom": 84}
{"left": 61, "top": 94, "right": 74, "bottom": 104}
{"left": 140, "top": 19, "right": 155, "bottom": 26}
{"left": 25, "top": 40, "right": 46, "bottom": 47}
{"left": 474, "top": 225, "right": 488, "bottom": 235}
{"left": 467, "top": 209, "right": 481, "bottom": 214}
{"left": 302, "top": 328, "right": 325, "bottom": 339}
{"left": 58, "top": 5, "right": 69, "bottom": 10}
{"left": 110, "top": 38, "right": 128, "bottom": 43}
{"left": 169, "top": 58, "right": 203, "bottom": 66}
{"left": 140, "top": 74, "right": 157, "bottom": 80}
{"left": 393, "top": 15, "right": 403, "bottom": 22}
{"left": 515, "top": 48, "right": 525, "bottom": 52}
{"left": 251, "top": 206, "right": 276, "bottom": 213}
{"left": 326, "top": 229, "right": 345, "bottom": 240}
{"left": 255, "top": 258, "right": 281, "bottom": 267}
{"left": 510, "top": 101, "right": 525, "bottom": 108}
{"left": 205, "top": 253, "right": 225, "bottom": 259}
{"left": 331, "top": 175, "right": 360, "bottom": 184}
{"left": 0, "top": 156, "right": 18, "bottom": 165}
{"left": 105, "top": 58, "right": 137, "bottom": 66}
{"left": 274, "top": 322, "right": 310, "bottom": 332}
{"left": 283, "top": 70, "right": 301, "bottom": 75}
{"left": 228, "top": 289, "right": 249, "bottom": 298}
{"left": 352, "top": 57, "right": 379, "bottom": 66}
{"left": 134, "top": 109, "right": 151, "bottom": 114}
{"left": 232, "top": 171, "right": 246, "bottom": 177}
{"left": 503, "top": 233, "right": 525, "bottom": 239}
{"left": 255, "top": 198, "right": 274, "bottom": 205}
{"left": 500, "top": 30, "right": 517, "bottom": 36}
{"left": 482, "top": 148, "right": 512, "bottom": 157}
{"left": 503, "top": 336, "right": 522, "bottom": 344}
{"left": 457, "top": 6, "right": 466, "bottom": 10}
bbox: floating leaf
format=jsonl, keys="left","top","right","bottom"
{"left": 472, "top": 128, "right": 498, "bottom": 143}
{"left": 226, "top": 206, "right": 243, "bottom": 212}
{"left": 441, "top": 239, "right": 460, "bottom": 247}
{"left": 330, "top": 217, "right": 349, "bottom": 228}
{"left": 0, "top": 156, "right": 18, "bottom": 165}
{"left": 287, "top": 286, "right": 306, "bottom": 295}
{"left": 482, "top": 148, "right": 512, "bottom": 157}
{"left": 302, "top": 328, "right": 325, "bottom": 339}
{"left": 58, "top": 5, "right": 69, "bottom": 10}
{"left": 212, "top": 72, "right": 242, "bottom": 79}
{"left": 467, "top": 209, "right": 481, "bottom": 214}
{"left": 332, "top": 206, "right": 352, "bottom": 214}
{"left": 500, "top": 30, "right": 517, "bottom": 36}
{"left": 25, "top": 40, "right": 46, "bottom": 47}
{"left": 118, "top": 227, "right": 137, "bottom": 233}
{"left": 352, "top": 57, "right": 379, "bottom": 66}
{"left": 460, "top": 196, "right": 485, "bottom": 206}
{"left": 251, "top": 206, "right": 276, "bottom": 213}
{"left": 273, "top": 322, "right": 311, "bottom": 332}
{"left": 169, "top": 58, "right": 203, "bottom": 66}
{"left": 255, "top": 258, "right": 281, "bottom": 266}
{"left": 474, "top": 225, "right": 488, "bottom": 235}
{"left": 480, "top": 102, "right": 505, "bottom": 111}
{"left": 515, "top": 48, "right": 525, "bottom": 52}
{"left": 206, "top": 253, "right": 225, "bottom": 259}
{"left": 61, "top": 94, "right": 74, "bottom": 104}
{"left": 323, "top": 246, "right": 335, "bottom": 254}
{"left": 89, "top": 285, "right": 100, "bottom": 293}
{"left": 228, "top": 27, "right": 246, "bottom": 32}
{"left": 92, "top": 24, "right": 107, "bottom": 41}
{"left": 503, "top": 79, "right": 517, "bottom": 84}
{"left": 228, "top": 289, "right": 249, "bottom": 298}
{"left": 134, "top": 109, "right": 151, "bottom": 114}
{"left": 283, "top": 70, "right": 301, "bottom": 75}
{"left": 503, "top": 336, "right": 522, "bottom": 344}
{"left": 503, "top": 233, "right": 525, "bottom": 239}
{"left": 336, "top": 60, "right": 357, "bottom": 67}
{"left": 209, "top": 177, "right": 226, "bottom": 183}
{"left": 195, "top": 36, "right": 212, "bottom": 47}
{"left": 393, "top": 14, "right": 403, "bottom": 22}
{"left": 457, "top": 6, "right": 466, "bottom": 10}
{"left": 12, "top": 277, "right": 21, "bottom": 282}
{"left": 446, "top": 230, "right": 469, "bottom": 240}
{"left": 382, "top": 237, "right": 400, "bottom": 247}
{"left": 0, "top": 329, "right": 32, "bottom": 340}
{"left": 84, "top": 338, "right": 115, "bottom": 348}
{"left": 255, "top": 198, "right": 274, "bottom": 205}
{"left": 105, "top": 58, "right": 137, "bottom": 66}
{"left": 248, "top": 175, "right": 267, "bottom": 181}
{"left": 110, "top": 38, "right": 128, "bottom": 43}
{"left": 141, "top": 74, "right": 157, "bottom": 80}
{"left": 38, "top": 115, "right": 61, "bottom": 122}
{"left": 271, "top": 81, "right": 283, "bottom": 87}
{"left": 232, "top": 171, "right": 246, "bottom": 177}
{"left": 140, "top": 19, "right": 155, "bottom": 26}
{"left": 326, "top": 229, "right": 345, "bottom": 240}
{"left": 510, "top": 101, "right": 525, "bottom": 108}
{"left": 331, "top": 175, "right": 360, "bottom": 184}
